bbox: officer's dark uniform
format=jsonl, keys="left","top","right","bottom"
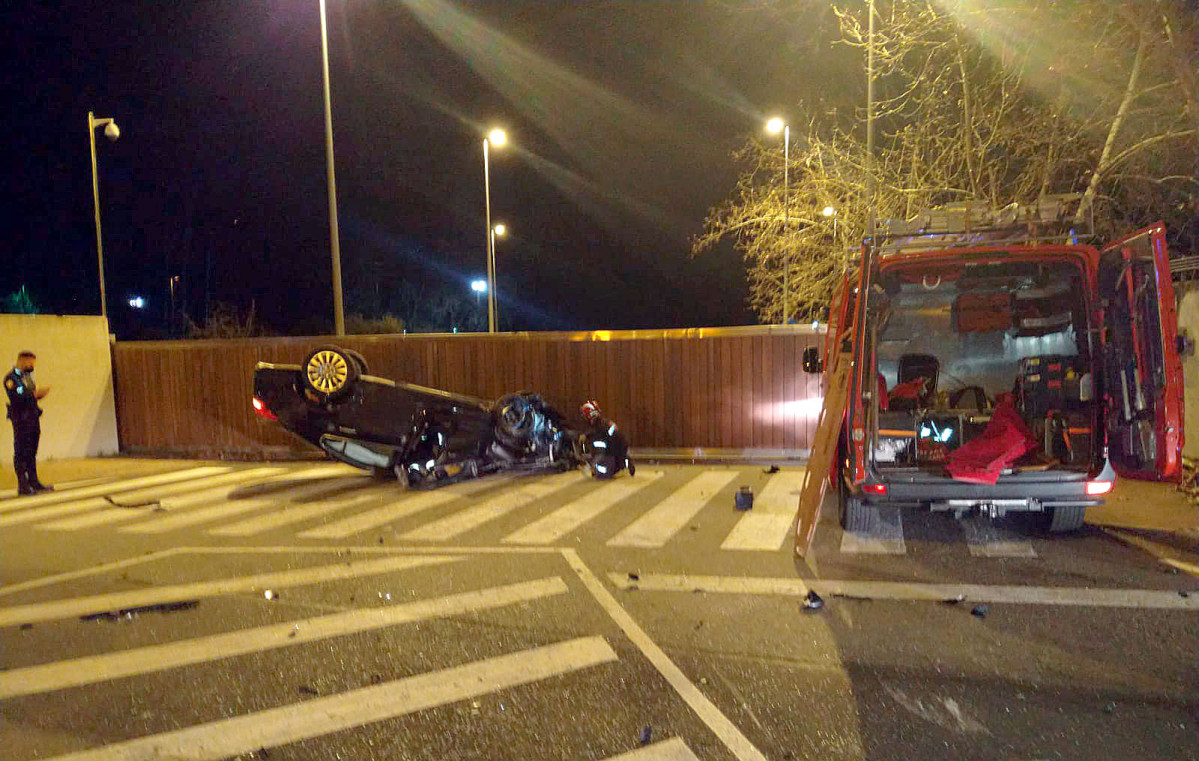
{"left": 5, "top": 365, "right": 47, "bottom": 494}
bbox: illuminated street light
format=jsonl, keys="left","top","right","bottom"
{"left": 88, "top": 111, "right": 120, "bottom": 320}
{"left": 766, "top": 117, "right": 791, "bottom": 324}
{"left": 493, "top": 223, "right": 506, "bottom": 238}
{"left": 482, "top": 128, "right": 508, "bottom": 332}
{"left": 470, "top": 279, "right": 488, "bottom": 293}
{"left": 128, "top": 296, "right": 146, "bottom": 309}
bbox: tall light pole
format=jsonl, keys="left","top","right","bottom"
{"left": 482, "top": 128, "right": 507, "bottom": 333}
{"left": 319, "top": 0, "right": 345, "bottom": 336}
{"left": 766, "top": 117, "right": 790, "bottom": 324}
{"left": 490, "top": 223, "right": 506, "bottom": 330}
{"left": 88, "top": 111, "right": 120, "bottom": 320}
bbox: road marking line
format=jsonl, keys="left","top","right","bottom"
{"left": 606, "top": 572, "right": 1199, "bottom": 610}
{"left": 0, "top": 577, "right": 568, "bottom": 699}
{"left": 1101, "top": 528, "right": 1199, "bottom": 577}
{"left": 502, "top": 471, "right": 665, "bottom": 545}
{"left": 42, "top": 636, "right": 617, "bottom": 761}
{"left": 295, "top": 488, "right": 468, "bottom": 539}
{"left": 36, "top": 468, "right": 289, "bottom": 531}
{"left": 721, "top": 469, "right": 806, "bottom": 551}
{"left": 563, "top": 550, "right": 768, "bottom": 761}
{"left": 839, "top": 507, "right": 907, "bottom": 554}
{"left": 599, "top": 738, "right": 702, "bottom": 761}
{"left": 121, "top": 478, "right": 372, "bottom": 534}
{"left": 400, "top": 473, "right": 580, "bottom": 541}
{"left": 0, "top": 554, "right": 459, "bottom": 627}
{"left": 208, "top": 489, "right": 393, "bottom": 536}
{"left": 960, "top": 519, "right": 1037, "bottom": 558}
{"left": 0, "top": 549, "right": 186, "bottom": 598}
{"left": 608, "top": 471, "right": 740, "bottom": 548}
{"left": 0, "top": 467, "right": 231, "bottom": 515}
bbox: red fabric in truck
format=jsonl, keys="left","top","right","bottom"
{"left": 944, "top": 393, "right": 1039, "bottom": 485}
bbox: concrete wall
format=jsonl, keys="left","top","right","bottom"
{"left": 0, "top": 315, "right": 119, "bottom": 461}
{"left": 1178, "top": 288, "right": 1199, "bottom": 459}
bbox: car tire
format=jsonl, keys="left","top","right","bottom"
{"left": 841, "top": 495, "right": 872, "bottom": 532}
{"left": 302, "top": 346, "right": 360, "bottom": 402}
{"left": 1048, "top": 505, "right": 1086, "bottom": 532}
{"left": 343, "top": 348, "right": 369, "bottom": 375}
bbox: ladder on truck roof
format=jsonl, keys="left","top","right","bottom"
{"left": 870, "top": 193, "right": 1093, "bottom": 255}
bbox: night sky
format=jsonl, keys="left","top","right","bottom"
{"left": 1, "top": 1, "right": 852, "bottom": 338}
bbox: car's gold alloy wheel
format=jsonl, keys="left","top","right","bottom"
{"left": 307, "top": 350, "right": 348, "bottom": 393}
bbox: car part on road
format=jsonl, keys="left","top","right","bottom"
{"left": 734, "top": 486, "right": 753, "bottom": 510}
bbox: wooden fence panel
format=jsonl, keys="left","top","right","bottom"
{"left": 112, "top": 327, "right": 823, "bottom": 456}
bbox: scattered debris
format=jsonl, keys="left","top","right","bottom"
{"left": 764, "top": 465, "right": 780, "bottom": 474}
{"left": 699, "top": 677, "right": 708, "bottom": 685}
{"left": 971, "top": 604, "right": 989, "bottom": 618}
{"left": 694, "top": 620, "right": 704, "bottom": 630}
{"left": 1103, "top": 702, "right": 1116, "bottom": 714}
{"left": 378, "top": 537, "right": 384, "bottom": 545}
{"left": 941, "top": 595, "right": 966, "bottom": 606}
{"left": 369, "top": 674, "right": 383, "bottom": 685}
{"left": 297, "top": 685, "right": 319, "bottom": 696}
{"left": 80, "top": 600, "right": 199, "bottom": 622}
{"left": 264, "top": 590, "right": 279, "bottom": 601}
{"left": 377, "top": 592, "right": 391, "bottom": 601}
{"left": 1180, "top": 590, "right": 1191, "bottom": 599}
{"left": 689, "top": 524, "right": 699, "bottom": 531}
{"left": 627, "top": 572, "right": 640, "bottom": 582}
{"left": 638, "top": 725, "right": 653, "bottom": 746}
{"left": 18, "top": 623, "right": 33, "bottom": 631}
{"left": 470, "top": 700, "right": 481, "bottom": 716}
{"left": 802, "top": 590, "right": 824, "bottom": 611}
{"left": 103, "top": 495, "right": 165, "bottom": 511}
{"left": 734, "top": 486, "right": 754, "bottom": 511}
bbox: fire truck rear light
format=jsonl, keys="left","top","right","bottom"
{"left": 862, "top": 483, "right": 887, "bottom": 495}
{"left": 1085, "top": 480, "right": 1113, "bottom": 496}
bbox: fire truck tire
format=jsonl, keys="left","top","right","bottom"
{"left": 841, "top": 496, "right": 872, "bottom": 532}
{"left": 1048, "top": 505, "right": 1086, "bottom": 532}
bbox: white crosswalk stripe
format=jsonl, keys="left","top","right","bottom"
{"left": 0, "top": 577, "right": 568, "bottom": 700}
{"left": 295, "top": 480, "right": 485, "bottom": 539}
{"left": 120, "top": 476, "right": 374, "bottom": 535}
{"left": 502, "top": 471, "right": 665, "bottom": 545}
{"left": 608, "top": 470, "right": 740, "bottom": 548}
{"left": 35, "top": 467, "right": 288, "bottom": 531}
{"left": 0, "top": 554, "right": 459, "bottom": 627}
{"left": 0, "top": 462, "right": 1063, "bottom": 557}
{"left": 41, "top": 637, "right": 617, "bottom": 761}
{"left": 207, "top": 488, "right": 390, "bottom": 536}
{"left": 720, "top": 469, "right": 806, "bottom": 551}
{"left": 0, "top": 466, "right": 230, "bottom": 515}
{"left": 400, "top": 472, "right": 581, "bottom": 541}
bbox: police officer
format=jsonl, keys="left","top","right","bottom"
{"left": 5, "top": 351, "right": 52, "bottom": 496}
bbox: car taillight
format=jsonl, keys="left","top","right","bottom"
{"left": 252, "top": 397, "right": 278, "bottom": 421}
{"left": 862, "top": 482, "right": 887, "bottom": 495}
{"left": 1085, "top": 480, "right": 1113, "bottom": 496}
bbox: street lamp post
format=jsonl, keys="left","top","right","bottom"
{"left": 482, "top": 128, "right": 507, "bottom": 333}
{"left": 490, "top": 223, "right": 506, "bottom": 330}
{"left": 318, "top": 0, "right": 345, "bottom": 336}
{"left": 766, "top": 118, "right": 790, "bottom": 324}
{"left": 88, "top": 111, "right": 120, "bottom": 320}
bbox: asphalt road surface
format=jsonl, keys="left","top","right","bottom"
{"left": 1, "top": 462, "right": 1195, "bottom": 760}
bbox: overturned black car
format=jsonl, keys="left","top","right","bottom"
{"left": 252, "top": 346, "right": 633, "bottom": 488}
